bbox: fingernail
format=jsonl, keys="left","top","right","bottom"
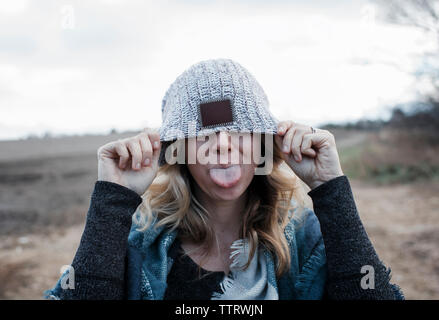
{"left": 294, "top": 155, "right": 300, "bottom": 162}
{"left": 144, "top": 158, "right": 150, "bottom": 166}
{"left": 279, "top": 126, "right": 285, "bottom": 133}
{"left": 154, "top": 141, "right": 159, "bottom": 148}
{"left": 283, "top": 145, "right": 289, "bottom": 152}
{"left": 135, "top": 163, "right": 141, "bottom": 169}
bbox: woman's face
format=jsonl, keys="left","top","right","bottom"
{"left": 185, "top": 131, "right": 261, "bottom": 201}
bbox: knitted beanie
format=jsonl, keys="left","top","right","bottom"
{"left": 158, "top": 58, "right": 279, "bottom": 166}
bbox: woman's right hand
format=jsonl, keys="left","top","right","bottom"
{"left": 97, "top": 129, "right": 161, "bottom": 195}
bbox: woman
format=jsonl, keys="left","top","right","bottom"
{"left": 45, "top": 59, "right": 404, "bottom": 300}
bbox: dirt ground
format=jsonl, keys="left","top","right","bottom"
{"left": 0, "top": 130, "right": 438, "bottom": 299}
{"left": 350, "top": 178, "right": 439, "bottom": 299}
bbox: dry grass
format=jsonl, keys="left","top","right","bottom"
{"left": 338, "top": 127, "right": 439, "bottom": 185}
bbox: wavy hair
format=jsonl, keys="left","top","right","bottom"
{"left": 134, "top": 134, "right": 307, "bottom": 278}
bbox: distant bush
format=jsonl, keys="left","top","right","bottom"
{"left": 322, "top": 98, "right": 439, "bottom": 144}
{"left": 338, "top": 127, "right": 439, "bottom": 184}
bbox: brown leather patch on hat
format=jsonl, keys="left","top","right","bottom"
{"left": 199, "top": 99, "right": 234, "bottom": 128}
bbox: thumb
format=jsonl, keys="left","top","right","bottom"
{"left": 275, "top": 134, "right": 284, "bottom": 153}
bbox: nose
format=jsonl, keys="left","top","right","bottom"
{"left": 214, "top": 131, "right": 233, "bottom": 164}
{"left": 216, "top": 131, "right": 231, "bottom": 154}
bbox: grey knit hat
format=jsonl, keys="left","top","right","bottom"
{"left": 158, "top": 58, "right": 279, "bottom": 166}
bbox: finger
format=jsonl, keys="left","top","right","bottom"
{"left": 301, "top": 134, "right": 317, "bottom": 158}
{"left": 281, "top": 125, "right": 296, "bottom": 154}
{"left": 149, "top": 130, "right": 161, "bottom": 151}
{"left": 126, "top": 139, "right": 143, "bottom": 170}
{"left": 141, "top": 128, "right": 161, "bottom": 149}
{"left": 146, "top": 129, "right": 161, "bottom": 165}
{"left": 277, "top": 120, "right": 293, "bottom": 136}
{"left": 301, "top": 130, "right": 334, "bottom": 155}
{"left": 291, "top": 130, "right": 306, "bottom": 161}
{"left": 139, "top": 135, "right": 153, "bottom": 167}
{"left": 114, "top": 142, "right": 130, "bottom": 169}
{"left": 151, "top": 138, "right": 161, "bottom": 165}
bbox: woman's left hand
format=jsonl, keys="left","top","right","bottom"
{"left": 275, "top": 121, "right": 344, "bottom": 190}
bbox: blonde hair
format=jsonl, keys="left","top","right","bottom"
{"left": 134, "top": 134, "right": 307, "bottom": 278}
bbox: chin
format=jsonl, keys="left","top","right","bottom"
{"left": 210, "top": 182, "right": 247, "bottom": 201}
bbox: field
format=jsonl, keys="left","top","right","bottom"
{"left": 0, "top": 128, "right": 438, "bottom": 299}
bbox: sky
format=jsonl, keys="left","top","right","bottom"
{"left": 0, "top": 0, "right": 436, "bottom": 140}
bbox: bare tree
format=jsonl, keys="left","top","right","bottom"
{"left": 380, "top": 0, "right": 439, "bottom": 36}
{"left": 376, "top": 0, "right": 438, "bottom": 86}
{"left": 375, "top": 0, "right": 439, "bottom": 129}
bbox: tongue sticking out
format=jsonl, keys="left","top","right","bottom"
{"left": 209, "top": 165, "right": 242, "bottom": 188}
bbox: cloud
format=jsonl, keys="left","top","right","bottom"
{"left": 0, "top": 0, "right": 434, "bottom": 139}
{"left": 0, "top": 0, "right": 29, "bottom": 15}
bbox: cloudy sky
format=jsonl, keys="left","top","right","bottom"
{"left": 0, "top": 0, "right": 435, "bottom": 140}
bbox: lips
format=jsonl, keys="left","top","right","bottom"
{"left": 208, "top": 165, "right": 242, "bottom": 188}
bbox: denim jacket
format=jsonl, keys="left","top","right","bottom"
{"left": 45, "top": 205, "right": 327, "bottom": 300}
{"left": 124, "top": 206, "right": 327, "bottom": 300}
